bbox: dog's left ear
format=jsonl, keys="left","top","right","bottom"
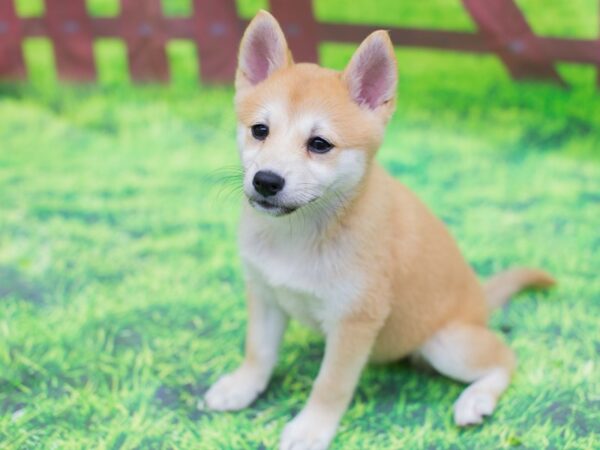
{"left": 343, "top": 31, "right": 397, "bottom": 120}
{"left": 236, "top": 10, "right": 291, "bottom": 93}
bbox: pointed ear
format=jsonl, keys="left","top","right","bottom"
{"left": 236, "top": 10, "right": 291, "bottom": 92}
{"left": 342, "top": 31, "right": 397, "bottom": 114}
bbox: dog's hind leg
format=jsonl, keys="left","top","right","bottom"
{"left": 418, "top": 322, "right": 516, "bottom": 426}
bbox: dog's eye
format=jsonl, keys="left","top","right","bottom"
{"left": 251, "top": 124, "right": 269, "bottom": 141}
{"left": 308, "top": 137, "right": 333, "bottom": 154}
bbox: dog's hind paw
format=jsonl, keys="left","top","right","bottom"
{"left": 453, "top": 388, "right": 497, "bottom": 426}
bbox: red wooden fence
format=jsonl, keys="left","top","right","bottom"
{"left": 0, "top": 0, "right": 598, "bottom": 86}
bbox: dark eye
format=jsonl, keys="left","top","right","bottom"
{"left": 308, "top": 137, "right": 333, "bottom": 154}
{"left": 251, "top": 124, "right": 269, "bottom": 140}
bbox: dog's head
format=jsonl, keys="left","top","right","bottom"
{"left": 235, "top": 11, "right": 397, "bottom": 217}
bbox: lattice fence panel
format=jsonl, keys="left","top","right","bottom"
{"left": 0, "top": 0, "right": 598, "bottom": 85}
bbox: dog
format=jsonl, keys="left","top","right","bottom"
{"left": 204, "top": 11, "right": 555, "bottom": 450}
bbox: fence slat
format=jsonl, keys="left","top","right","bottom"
{"left": 462, "top": 0, "right": 565, "bottom": 85}
{"left": 164, "top": 18, "right": 196, "bottom": 40}
{"left": 539, "top": 38, "right": 600, "bottom": 65}
{"left": 120, "top": 0, "right": 169, "bottom": 82}
{"left": 270, "top": 0, "right": 318, "bottom": 63}
{"left": 320, "top": 24, "right": 489, "bottom": 53}
{"left": 90, "top": 18, "right": 120, "bottom": 38}
{"left": 192, "top": 0, "right": 240, "bottom": 83}
{"left": 46, "top": 0, "right": 96, "bottom": 81}
{"left": 0, "top": 2, "right": 26, "bottom": 80}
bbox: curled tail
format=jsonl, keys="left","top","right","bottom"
{"left": 484, "top": 267, "right": 556, "bottom": 311}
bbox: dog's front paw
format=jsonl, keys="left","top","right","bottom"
{"left": 202, "top": 368, "right": 266, "bottom": 411}
{"left": 280, "top": 410, "right": 338, "bottom": 450}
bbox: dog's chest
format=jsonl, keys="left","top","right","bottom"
{"left": 240, "top": 223, "right": 363, "bottom": 331}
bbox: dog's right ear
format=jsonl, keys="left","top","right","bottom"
{"left": 236, "top": 10, "right": 291, "bottom": 93}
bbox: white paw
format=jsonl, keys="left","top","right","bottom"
{"left": 202, "top": 368, "right": 266, "bottom": 411}
{"left": 453, "top": 388, "right": 497, "bottom": 426}
{"left": 280, "top": 410, "right": 337, "bottom": 450}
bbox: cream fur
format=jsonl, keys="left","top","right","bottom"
{"left": 204, "top": 10, "right": 555, "bottom": 450}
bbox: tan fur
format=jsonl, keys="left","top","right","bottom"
{"left": 204, "top": 11, "right": 555, "bottom": 450}
{"left": 484, "top": 267, "right": 556, "bottom": 311}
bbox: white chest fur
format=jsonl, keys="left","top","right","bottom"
{"left": 239, "top": 209, "right": 364, "bottom": 332}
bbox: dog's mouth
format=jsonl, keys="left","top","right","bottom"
{"left": 249, "top": 198, "right": 299, "bottom": 216}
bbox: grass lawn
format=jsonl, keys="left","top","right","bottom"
{"left": 1, "top": 1, "right": 600, "bottom": 449}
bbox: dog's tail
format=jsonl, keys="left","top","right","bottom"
{"left": 484, "top": 267, "right": 556, "bottom": 311}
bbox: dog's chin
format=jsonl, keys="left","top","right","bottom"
{"left": 249, "top": 198, "right": 299, "bottom": 217}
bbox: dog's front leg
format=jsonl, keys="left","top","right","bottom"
{"left": 280, "top": 315, "right": 382, "bottom": 450}
{"left": 204, "top": 280, "right": 288, "bottom": 411}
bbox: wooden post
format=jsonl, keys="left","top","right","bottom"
{"left": 462, "top": 0, "right": 565, "bottom": 85}
{"left": 45, "top": 0, "right": 96, "bottom": 81}
{"left": 120, "top": 0, "right": 169, "bottom": 82}
{"left": 192, "top": 0, "right": 241, "bottom": 83}
{"left": 0, "top": 2, "right": 26, "bottom": 80}
{"left": 270, "top": 0, "right": 319, "bottom": 63}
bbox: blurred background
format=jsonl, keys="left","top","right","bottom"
{"left": 0, "top": 1, "right": 598, "bottom": 449}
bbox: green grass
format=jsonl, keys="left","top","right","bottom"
{"left": 1, "top": 1, "right": 600, "bottom": 449}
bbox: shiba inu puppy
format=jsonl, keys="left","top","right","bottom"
{"left": 204, "top": 11, "right": 555, "bottom": 450}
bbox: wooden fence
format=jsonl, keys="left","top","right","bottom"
{"left": 0, "top": 0, "right": 598, "bottom": 86}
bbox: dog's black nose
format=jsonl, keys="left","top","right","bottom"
{"left": 253, "top": 170, "right": 285, "bottom": 197}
